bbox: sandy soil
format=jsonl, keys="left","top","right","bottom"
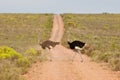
{"left": 23, "top": 15, "right": 120, "bottom": 80}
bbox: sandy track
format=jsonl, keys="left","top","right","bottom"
{"left": 23, "top": 15, "right": 120, "bottom": 80}
{"left": 49, "top": 14, "right": 64, "bottom": 42}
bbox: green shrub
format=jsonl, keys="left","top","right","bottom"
{"left": 0, "top": 46, "right": 22, "bottom": 59}
{"left": 15, "top": 57, "right": 31, "bottom": 74}
{"left": 25, "top": 48, "right": 38, "bottom": 56}
{"left": 108, "top": 52, "right": 120, "bottom": 71}
{"left": 66, "top": 21, "right": 76, "bottom": 27}
{"left": 15, "top": 57, "right": 31, "bottom": 68}
{"left": 97, "top": 52, "right": 111, "bottom": 62}
{"left": 89, "top": 50, "right": 120, "bottom": 71}
{"left": 25, "top": 48, "right": 45, "bottom": 63}
{"left": 91, "top": 50, "right": 112, "bottom": 62}
{"left": 0, "top": 60, "right": 24, "bottom": 80}
{"left": 24, "top": 48, "right": 40, "bottom": 63}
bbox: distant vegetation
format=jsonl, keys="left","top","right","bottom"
{"left": 0, "top": 14, "right": 52, "bottom": 53}
{"left": 0, "top": 14, "right": 53, "bottom": 80}
{"left": 62, "top": 14, "right": 120, "bottom": 71}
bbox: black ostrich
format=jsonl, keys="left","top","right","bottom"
{"left": 40, "top": 40, "right": 59, "bottom": 49}
{"left": 67, "top": 40, "right": 86, "bottom": 62}
{"left": 67, "top": 40, "right": 86, "bottom": 49}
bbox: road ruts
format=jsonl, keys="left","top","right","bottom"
{"left": 49, "top": 14, "right": 64, "bottom": 43}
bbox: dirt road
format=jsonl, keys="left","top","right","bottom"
{"left": 49, "top": 14, "right": 64, "bottom": 42}
{"left": 23, "top": 15, "right": 120, "bottom": 80}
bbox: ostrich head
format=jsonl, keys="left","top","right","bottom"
{"left": 67, "top": 41, "right": 71, "bottom": 45}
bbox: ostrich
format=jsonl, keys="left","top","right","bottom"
{"left": 39, "top": 40, "right": 59, "bottom": 61}
{"left": 67, "top": 40, "right": 86, "bottom": 62}
{"left": 40, "top": 40, "right": 59, "bottom": 50}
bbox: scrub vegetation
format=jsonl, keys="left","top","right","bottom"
{"left": 62, "top": 13, "right": 120, "bottom": 71}
{"left": 0, "top": 14, "right": 52, "bottom": 80}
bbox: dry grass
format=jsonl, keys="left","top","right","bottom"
{"left": 62, "top": 13, "right": 120, "bottom": 71}
{"left": 0, "top": 14, "right": 53, "bottom": 80}
{"left": 0, "top": 14, "right": 53, "bottom": 53}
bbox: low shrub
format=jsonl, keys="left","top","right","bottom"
{"left": 97, "top": 52, "right": 111, "bottom": 62}
{"left": 15, "top": 57, "right": 31, "bottom": 68}
{"left": 0, "top": 46, "right": 22, "bottom": 60}
{"left": 91, "top": 50, "right": 120, "bottom": 71}
{"left": 91, "top": 50, "right": 112, "bottom": 62}
{"left": 15, "top": 57, "right": 31, "bottom": 74}
{"left": 25, "top": 48, "right": 38, "bottom": 56}
{"left": 24, "top": 48, "right": 41, "bottom": 63}
{"left": 108, "top": 52, "right": 120, "bottom": 71}
{"left": 66, "top": 21, "right": 76, "bottom": 27}
{"left": 0, "top": 60, "right": 24, "bottom": 80}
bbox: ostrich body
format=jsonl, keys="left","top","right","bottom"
{"left": 67, "top": 40, "right": 86, "bottom": 62}
{"left": 67, "top": 40, "right": 85, "bottom": 49}
{"left": 40, "top": 40, "right": 59, "bottom": 49}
